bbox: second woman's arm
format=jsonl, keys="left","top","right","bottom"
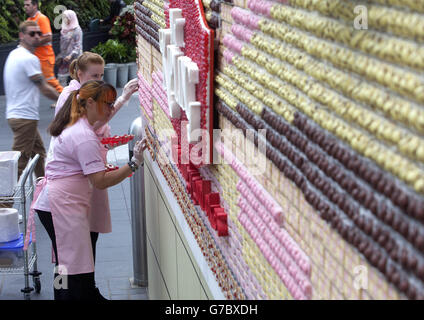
{"left": 87, "top": 164, "right": 132, "bottom": 190}
{"left": 87, "top": 139, "right": 146, "bottom": 190}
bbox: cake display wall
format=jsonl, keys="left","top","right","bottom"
{"left": 135, "top": 0, "right": 424, "bottom": 299}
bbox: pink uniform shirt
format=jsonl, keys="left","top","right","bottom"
{"left": 46, "top": 117, "right": 105, "bottom": 178}
{"left": 55, "top": 79, "right": 81, "bottom": 116}
{"left": 34, "top": 117, "right": 105, "bottom": 212}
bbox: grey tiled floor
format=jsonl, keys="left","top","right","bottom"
{"left": 0, "top": 89, "right": 148, "bottom": 300}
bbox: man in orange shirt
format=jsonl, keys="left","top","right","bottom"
{"left": 25, "top": 0, "right": 63, "bottom": 95}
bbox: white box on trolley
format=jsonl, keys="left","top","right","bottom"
{"left": 0, "top": 151, "right": 21, "bottom": 196}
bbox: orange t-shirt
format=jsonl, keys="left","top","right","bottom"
{"left": 27, "top": 12, "right": 55, "bottom": 64}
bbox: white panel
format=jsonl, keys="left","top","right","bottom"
{"left": 147, "top": 240, "right": 160, "bottom": 300}
{"left": 158, "top": 196, "right": 178, "bottom": 299}
{"left": 176, "top": 235, "right": 201, "bottom": 299}
{"left": 176, "top": 56, "right": 191, "bottom": 108}
{"left": 165, "top": 45, "right": 175, "bottom": 100}
{"left": 144, "top": 166, "right": 159, "bottom": 256}
{"left": 174, "top": 18, "right": 186, "bottom": 47}
{"left": 184, "top": 61, "right": 199, "bottom": 112}
{"left": 188, "top": 101, "right": 201, "bottom": 143}
{"left": 171, "top": 46, "right": 183, "bottom": 104}
{"left": 159, "top": 29, "right": 171, "bottom": 89}
{"left": 169, "top": 8, "right": 183, "bottom": 46}
{"left": 200, "top": 287, "right": 209, "bottom": 300}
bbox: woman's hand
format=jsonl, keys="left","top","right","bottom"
{"left": 64, "top": 55, "right": 72, "bottom": 63}
{"left": 88, "top": 139, "right": 147, "bottom": 190}
{"left": 122, "top": 78, "right": 139, "bottom": 101}
{"left": 131, "top": 138, "right": 147, "bottom": 166}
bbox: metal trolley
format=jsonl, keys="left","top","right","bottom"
{"left": 0, "top": 154, "right": 42, "bottom": 300}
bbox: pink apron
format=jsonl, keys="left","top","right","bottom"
{"left": 90, "top": 124, "right": 112, "bottom": 234}
{"left": 48, "top": 174, "right": 94, "bottom": 275}
{"left": 89, "top": 188, "right": 111, "bottom": 233}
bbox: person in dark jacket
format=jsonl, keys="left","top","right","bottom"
{"left": 100, "top": 0, "right": 126, "bottom": 25}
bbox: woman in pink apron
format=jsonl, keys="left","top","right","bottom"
{"left": 46, "top": 52, "right": 138, "bottom": 265}
{"left": 31, "top": 80, "right": 145, "bottom": 300}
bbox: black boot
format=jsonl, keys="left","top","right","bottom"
{"left": 53, "top": 273, "right": 73, "bottom": 300}
{"left": 79, "top": 273, "right": 108, "bottom": 300}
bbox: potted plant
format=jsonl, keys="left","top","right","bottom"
{"left": 110, "top": 5, "right": 137, "bottom": 82}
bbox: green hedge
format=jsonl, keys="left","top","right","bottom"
{"left": 0, "top": 0, "right": 26, "bottom": 43}
{"left": 0, "top": 0, "right": 113, "bottom": 44}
